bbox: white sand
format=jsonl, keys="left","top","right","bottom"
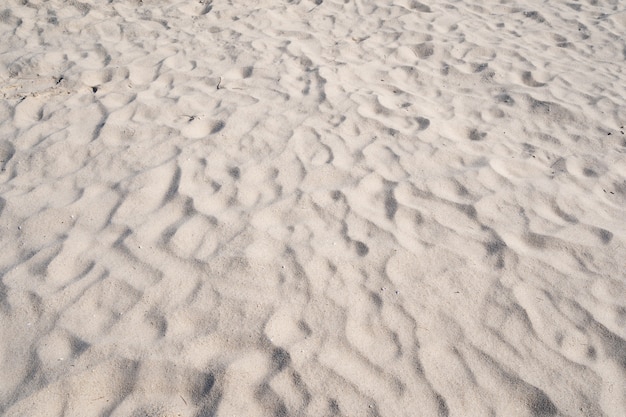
{"left": 1, "top": 0, "right": 625, "bottom": 416}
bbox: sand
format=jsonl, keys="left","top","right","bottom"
{"left": 1, "top": 0, "right": 625, "bottom": 416}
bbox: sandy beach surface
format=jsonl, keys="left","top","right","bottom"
{"left": 1, "top": 1, "right": 625, "bottom": 416}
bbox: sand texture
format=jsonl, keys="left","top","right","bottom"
{"left": 1, "top": 0, "right": 625, "bottom": 416}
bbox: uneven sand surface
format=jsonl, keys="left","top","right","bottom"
{"left": 1, "top": 1, "right": 625, "bottom": 416}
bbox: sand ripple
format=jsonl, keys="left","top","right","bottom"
{"left": 1, "top": 1, "right": 625, "bottom": 416}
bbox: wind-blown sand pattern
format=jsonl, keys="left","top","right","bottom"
{"left": 1, "top": 0, "right": 625, "bottom": 416}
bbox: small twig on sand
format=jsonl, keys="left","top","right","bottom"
{"left": 216, "top": 77, "right": 222, "bottom": 90}
{"left": 308, "top": 0, "right": 322, "bottom": 12}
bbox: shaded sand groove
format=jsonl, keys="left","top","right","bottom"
{"left": 1, "top": 1, "right": 625, "bottom": 416}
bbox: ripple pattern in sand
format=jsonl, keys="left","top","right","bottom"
{"left": 1, "top": 1, "right": 625, "bottom": 416}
